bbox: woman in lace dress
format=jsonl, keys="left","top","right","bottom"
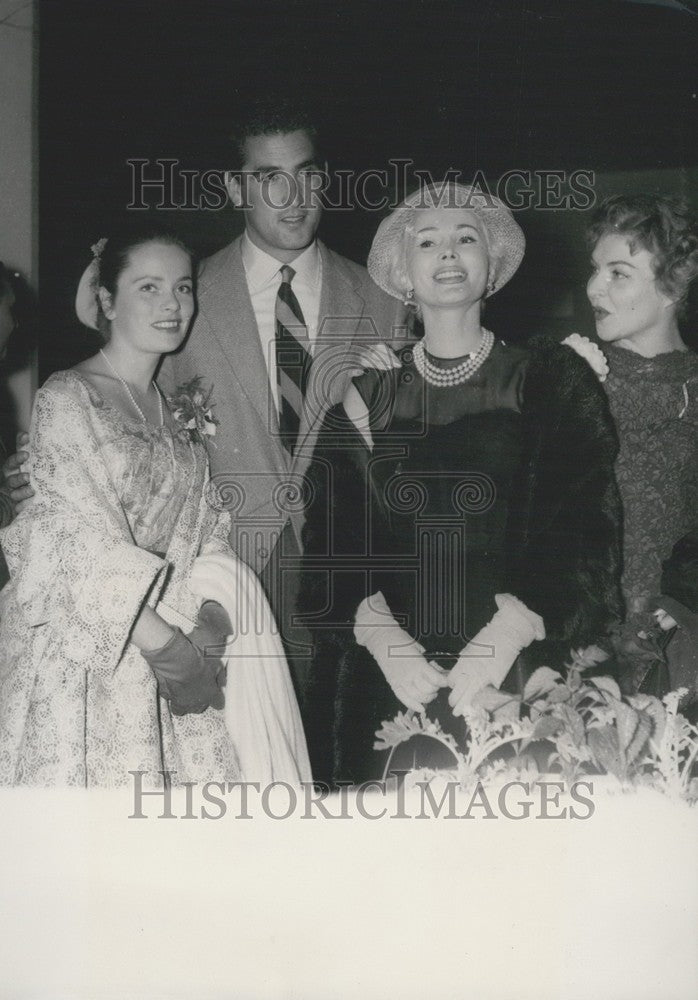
{"left": 0, "top": 234, "right": 242, "bottom": 786}
{"left": 586, "top": 195, "right": 698, "bottom": 693}
{"left": 299, "top": 183, "right": 623, "bottom": 785}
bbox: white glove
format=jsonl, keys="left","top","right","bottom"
{"left": 448, "top": 594, "right": 545, "bottom": 716}
{"left": 562, "top": 333, "right": 609, "bottom": 382}
{"left": 354, "top": 592, "right": 448, "bottom": 712}
{"left": 653, "top": 607, "right": 678, "bottom": 632}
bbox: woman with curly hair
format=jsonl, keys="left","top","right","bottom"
{"left": 586, "top": 194, "right": 698, "bottom": 691}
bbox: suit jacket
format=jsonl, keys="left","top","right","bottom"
{"left": 159, "top": 235, "right": 404, "bottom": 579}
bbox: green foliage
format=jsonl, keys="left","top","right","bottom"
{"left": 374, "top": 647, "right": 698, "bottom": 800}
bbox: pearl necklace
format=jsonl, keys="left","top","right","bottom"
{"left": 100, "top": 349, "right": 164, "bottom": 425}
{"left": 412, "top": 329, "right": 495, "bottom": 387}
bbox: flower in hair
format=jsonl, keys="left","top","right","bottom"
{"left": 86, "top": 237, "right": 108, "bottom": 291}
{"left": 91, "top": 237, "right": 108, "bottom": 259}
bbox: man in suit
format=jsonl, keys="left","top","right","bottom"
{"left": 159, "top": 100, "right": 403, "bottom": 694}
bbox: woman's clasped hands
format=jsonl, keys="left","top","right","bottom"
{"left": 448, "top": 594, "right": 545, "bottom": 717}
{"left": 379, "top": 648, "right": 449, "bottom": 714}
{"left": 354, "top": 592, "right": 448, "bottom": 712}
{"left": 142, "top": 600, "right": 232, "bottom": 715}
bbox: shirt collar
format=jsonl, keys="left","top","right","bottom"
{"left": 241, "top": 231, "right": 321, "bottom": 295}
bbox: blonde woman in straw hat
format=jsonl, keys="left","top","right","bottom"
{"left": 299, "top": 181, "right": 623, "bottom": 785}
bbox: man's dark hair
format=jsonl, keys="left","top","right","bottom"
{"left": 229, "top": 96, "right": 321, "bottom": 171}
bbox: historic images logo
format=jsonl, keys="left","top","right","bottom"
{"left": 127, "top": 159, "right": 596, "bottom": 213}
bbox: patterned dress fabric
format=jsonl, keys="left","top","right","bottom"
{"left": 0, "top": 437, "right": 11, "bottom": 590}
{"left": 603, "top": 344, "right": 698, "bottom": 621}
{"left": 0, "top": 370, "right": 240, "bottom": 786}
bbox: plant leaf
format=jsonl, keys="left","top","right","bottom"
{"left": 472, "top": 685, "right": 521, "bottom": 720}
{"left": 568, "top": 669, "right": 582, "bottom": 692}
{"left": 589, "top": 675, "right": 622, "bottom": 701}
{"left": 523, "top": 667, "right": 562, "bottom": 702}
{"left": 588, "top": 725, "right": 624, "bottom": 780}
{"left": 627, "top": 694, "right": 667, "bottom": 744}
{"left": 613, "top": 698, "right": 641, "bottom": 756}
{"left": 548, "top": 685, "right": 573, "bottom": 704}
{"left": 572, "top": 644, "right": 610, "bottom": 669}
{"left": 374, "top": 711, "right": 426, "bottom": 750}
{"left": 532, "top": 715, "right": 564, "bottom": 742}
{"left": 558, "top": 703, "right": 587, "bottom": 749}
{"left": 625, "top": 709, "right": 653, "bottom": 768}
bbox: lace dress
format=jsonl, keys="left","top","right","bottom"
{"left": 604, "top": 345, "right": 698, "bottom": 619}
{"left": 0, "top": 370, "right": 241, "bottom": 786}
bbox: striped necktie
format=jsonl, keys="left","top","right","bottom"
{"left": 275, "top": 264, "right": 311, "bottom": 455}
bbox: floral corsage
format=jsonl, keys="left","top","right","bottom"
{"left": 170, "top": 377, "right": 218, "bottom": 446}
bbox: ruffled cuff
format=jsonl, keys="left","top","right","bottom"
{"left": 354, "top": 591, "right": 425, "bottom": 657}
{"left": 493, "top": 593, "right": 546, "bottom": 646}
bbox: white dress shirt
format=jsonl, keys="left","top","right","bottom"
{"left": 241, "top": 232, "right": 322, "bottom": 414}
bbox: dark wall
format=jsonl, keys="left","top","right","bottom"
{"left": 39, "top": 0, "right": 698, "bottom": 378}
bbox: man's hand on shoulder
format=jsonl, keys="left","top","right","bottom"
{"left": 315, "top": 342, "right": 402, "bottom": 411}
{"left": 561, "top": 334, "right": 609, "bottom": 382}
{"left": 350, "top": 342, "right": 402, "bottom": 377}
{"left": 341, "top": 342, "right": 401, "bottom": 389}
{"left": 1, "top": 432, "right": 34, "bottom": 518}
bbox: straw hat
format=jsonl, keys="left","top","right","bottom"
{"left": 367, "top": 182, "right": 525, "bottom": 301}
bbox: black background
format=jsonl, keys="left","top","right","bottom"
{"left": 38, "top": 0, "right": 698, "bottom": 378}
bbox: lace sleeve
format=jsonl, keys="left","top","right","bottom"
{"left": 200, "top": 509, "right": 233, "bottom": 558}
{"left": 197, "top": 478, "right": 233, "bottom": 558}
{"left": 2, "top": 380, "right": 166, "bottom": 674}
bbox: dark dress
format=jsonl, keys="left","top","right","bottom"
{"left": 364, "top": 339, "right": 526, "bottom": 658}
{"left": 603, "top": 344, "right": 698, "bottom": 694}
{"left": 604, "top": 344, "right": 698, "bottom": 619}
{"left": 300, "top": 337, "right": 623, "bottom": 785}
